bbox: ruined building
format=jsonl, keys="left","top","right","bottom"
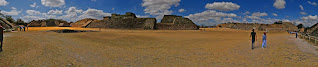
{"left": 71, "top": 18, "right": 97, "bottom": 27}
{"left": 217, "top": 22, "right": 298, "bottom": 32}
{"left": 74, "top": 12, "right": 199, "bottom": 30}
{"left": 28, "top": 19, "right": 70, "bottom": 27}
{"left": 0, "top": 17, "right": 15, "bottom": 31}
{"left": 85, "top": 12, "right": 156, "bottom": 30}
{"left": 157, "top": 15, "right": 199, "bottom": 30}
{"left": 305, "top": 23, "right": 318, "bottom": 36}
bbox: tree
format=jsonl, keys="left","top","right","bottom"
{"left": 3, "top": 15, "right": 15, "bottom": 23}
{"left": 274, "top": 21, "right": 283, "bottom": 24}
{"left": 297, "top": 24, "right": 304, "bottom": 29}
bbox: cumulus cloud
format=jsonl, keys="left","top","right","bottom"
{"left": 30, "top": 3, "right": 38, "bottom": 8}
{"left": 47, "top": 9, "right": 63, "bottom": 15}
{"left": 0, "top": 10, "right": 22, "bottom": 15}
{"left": 273, "top": 0, "right": 286, "bottom": 9}
{"left": 26, "top": 10, "right": 43, "bottom": 15}
{"left": 299, "top": 5, "right": 304, "bottom": 10}
{"left": 41, "top": 0, "right": 65, "bottom": 7}
{"left": 308, "top": 1, "right": 317, "bottom": 6}
{"left": 178, "top": 9, "right": 185, "bottom": 12}
{"left": 246, "top": 16, "right": 261, "bottom": 19}
{"left": 142, "top": 0, "right": 181, "bottom": 19}
{"left": 0, "top": 0, "right": 8, "bottom": 6}
{"left": 60, "top": 7, "right": 83, "bottom": 21}
{"left": 21, "top": 10, "right": 60, "bottom": 21}
{"left": 243, "top": 11, "right": 250, "bottom": 15}
{"left": 21, "top": 16, "right": 46, "bottom": 21}
{"left": 11, "top": 7, "right": 16, "bottom": 10}
{"left": 299, "top": 15, "right": 318, "bottom": 26}
{"left": 272, "top": 13, "right": 278, "bottom": 16}
{"left": 252, "top": 12, "right": 268, "bottom": 17}
{"left": 65, "top": 7, "right": 83, "bottom": 14}
{"left": 136, "top": 15, "right": 150, "bottom": 18}
{"left": 301, "top": 15, "right": 318, "bottom": 21}
{"left": 205, "top": 2, "right": 240, "bottom": 11}
{"left": 185, "top": 10, "right": 237, "bottom": 22}
{"left": 78, "top": 8, "right": 111, "bottom": 20}
{"left": 300, "top": 12, "right": 307, "bottom": 15}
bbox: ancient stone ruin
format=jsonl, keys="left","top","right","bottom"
{"left": 0, "top": 17, "right": 15, "bottom": 31}
{"left": 27, "top": 19, "right": 70, "bottom": 27}
{"left": 217, "top": 22, "right": 298, "bottom": 32}
{"left": 71, "top": 18, "right": 97, "bottom": 28}
{"left": 156, "top": 15, "right": 199, "bottom": 30}
{"left": 85, "top": 12, "right": 156, "bottom": 30}
{"left": 73, "top": 12, "right": 199, "bottom": 30}
{"left": 304, "top": 23, "right": 318, "bottom": 36}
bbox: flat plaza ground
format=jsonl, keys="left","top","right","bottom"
{"left": 0, "top": 27, "right": 318, "bottom": 67}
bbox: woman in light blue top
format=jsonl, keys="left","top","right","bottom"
{"left": 262, "top": 32, "right": 267, "bottom": 48}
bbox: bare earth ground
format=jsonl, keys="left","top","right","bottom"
{"left": 0, "top": 27, "right": 318, "bottom": 67}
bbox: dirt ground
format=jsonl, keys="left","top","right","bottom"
{"left": 0, "top": 27, "right": 318, "bottom": 67}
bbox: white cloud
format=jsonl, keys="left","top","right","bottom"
{"left": 252, "top": 12, "right": 268, "bottom": 17}
{"left": 272, "top": 13, "right": 278, "bottom": 16}
{"left": 21, "top": 16, "right": 46, "bottom": 22}
{"left": 47, "top": 9, "right": 63, "bottom": 15}
{"left": 205, "top": 2, "right": 240, "bottom": 11}
{"left": 64, "top": 7, "right": 83, "bottom": 14}
{"left": 246, "top": 16, "right": 261, "bottom": 19}
{"left": 0, "top": 10, "right": 21, "bottom": 16}
{"left": 41, "top": 0, "right": 65, "bottom": 7}
{"left": 178, "top": 9, "right": 185, "bottom": 12}
{"left": 299, "top": 5, "right": 304, "bottom": 10}
{"left": 300, "top": 12, "right": 307, "bottom": 15}
{"left": 0, "top": 0, "right": 8, "bottom": 6}
{"left": 78, "top": 8, "right": 111, "bottom": 20}
{"left": 185, "top": 10, "right": 237, "bottom": 22}
{"left": 112, "top": 8, "right": 115, "bottom": 10}
{"left": 60, "top": 7, "right": 83, "bottom": 21}
{"left": 273, "top": 0, "right": 286, "bottom": 9}
{"left": 136, "top": 15, "right": 150, "bottom": 18}
{"left": 26, "top": 10, "right": 43, "bottom": 15}
{"left": 308, "top": 1, "right": 317, "bottom": 6}
{"left": 11, "top": 7, "right": 16, "bottom": 10}
{"left": 30, "top": 3, "right": 38, "bottom": 8}
{"left": 243, "top": 11, "right": 250, "bottom": 15}
{"left": 142, "top": 0, "right": 181, "bottom": 19}
{"left": 91, "top": 0, "right": 96, "bottom": 2}
{"left": 301, "top": 15, "right": 318, "bottom": 21}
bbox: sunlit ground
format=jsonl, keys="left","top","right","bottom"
{"left": 0, "top": 27, "right": 317, "bottom": 66}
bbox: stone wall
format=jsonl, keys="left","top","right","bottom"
{"left": 160, "top": 15, "right": 182, "bottom": 23}
{"left": 28, "top": 19, "right": 70, "bottom": 27}
{"left": 82, "top": 13, "right": 198, "bottom": 30}
{"left": 156, "top": 15, "right": 199, "bottom": 30}
{"left": 71, "top": 18, "right": 97, "bottom": 27}
{"left": 217, "top": 22, "right": 298, "bottom": 32}
{"left": 86, "top": 18, "right": 156, "bottom": 30}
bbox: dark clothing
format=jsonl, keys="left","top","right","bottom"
{"left": 251, "top": 32, "right": 256, "bottom": 41}
{"left": 0, "top": 26, "right": 3, "bottom": 51}
{"left": 251, "top": 32, "right": 256, "bottom": 49}
{"left": 23, "top": 27, "right": 26, "bottom": 32}
{"left": 296, "top": 33, "right": 298, "bottom": 38}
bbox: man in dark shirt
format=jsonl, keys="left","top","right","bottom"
{"left": 250, "top": 29, "right": 257, "bottom": 49}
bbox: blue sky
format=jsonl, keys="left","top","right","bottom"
{"left": 0, "top": 0, "right": 318, "bottom": 27}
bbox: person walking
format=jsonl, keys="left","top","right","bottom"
{"left": 262, "top": 32, "right": 267, "bottom": 48}
{"left": 250, "top": 29, "right": 257, "bottom": 49}
{"left": 0, "top": 24, "right": 4, "bottom": 52}
{"left": 296, "top": 31, "right": 298, "bottom": 38}
{"left": 19, "top": 25, "right": 22, "bottom": 31}
{"left": 23, "top": 26, "right": 26, "bottom": 32}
